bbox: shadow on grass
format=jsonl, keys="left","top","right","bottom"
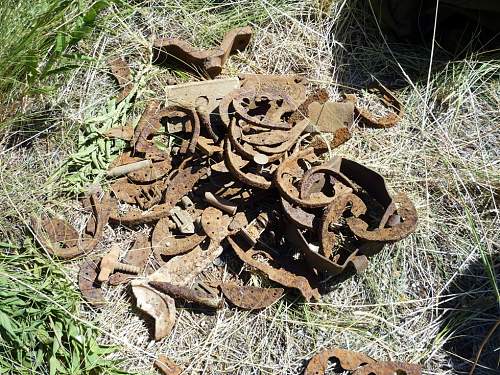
{"left": 439, "top": 256, "right": 499, "bottom": 374}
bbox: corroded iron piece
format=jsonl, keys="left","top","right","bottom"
{"left": 352, "top": 361, "right": 422, "bottom": 375}
{"left": 32, "top": 194, "right": 110, "bottom": 259}
{"left": 227, "top": 236, "right": 320, "bottom": 301}
{"left": 150, "top": 281, "right": 222, "bottom": 309}
{"left": 345, "top": 82, "right": 403, "bottom": 128}
{"left": 154, "top": 355, "right": 182, "bottom": 375}
{"left": 220, "top": 283, "right": 283, "bottom": 310}
{"left": 152, "top": 218, "right": 206, "bottom": 260}
{"left": 280, "top": 197, "right": 315, "bottom": 230}
{"left": 109, "top": 57, "right": 132, "bottom": 103}
{"left": 201, "top": 206, "right": 231, "bottom": 240}
{"left": 153, "top": 26, "right": 252, "bottom": 78}
{"left": 78, "top": 259, "right": 106, "bottom": 306}
{"left": 304, "top": 348, "right": 376, "bottom": 375}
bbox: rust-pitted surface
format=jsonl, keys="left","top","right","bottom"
{"left": 109, "top": 163, "right": 208, "bottom": 225}
{"left": 149, "top": 242, "right": 223, "bottom": 286}
{"left": 304, "top": 348, "right": 375, "bottom": 375}
{"left": 281, "top": 197, "right": 315, "bottom": 230}
{"left": 32, "top": 194, "right": 110, "bottom": 259}
{"left": 154, "top": 355, "right": 182, "bottom": 375}
{"left": 127, "top": 158, "right": 172, "bottom": 183}
{"left": 201, "top": 206, "right": 231, "bottom": 240}
{"left": 347, "top": 193, "right": 418, "bottom": 242}
{"left": 152, "top": 219, "right": 206, "bottom": 260}
{"left": 78, "top": 259, "right": 106, "bottom": 306}
{"left": 150, "top": 281, "right": 222, "bottom": 309}
{"left": 345, "top": 83, "right": 403, "bottom": 128}
{"left": 109, "top": 57, "right": 132, "bottom": 103}
{"left": 108, "top": 234, "right": 151, "bottom": 285}
{"left": 153, "top": 26, "right": 252, "bottom": 78}
{"left": 131, "top": 281, "right": 176, "bottom": 341}
{"left": 352, "top": 361, "right": 422, "bottom": 375}
{"left": 227, "top": 236, "right": 320, "bottom": 301}
{"left": 220, "top": 283, "right": 283, "bottom": 310}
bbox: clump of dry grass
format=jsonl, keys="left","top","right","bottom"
{"left": 1, "top": 0, "right": 498, "bottom": 374}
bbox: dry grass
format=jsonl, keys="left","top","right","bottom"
{"left": 1, "top": 0, "right": 498, "bottom": 374}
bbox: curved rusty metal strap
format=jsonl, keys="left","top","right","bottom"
{"left": 223, "top": 136, "right": 273, "bottom": 189}
{"left": 304, "top": 348, "right": 376, "bottom": 375}
{"left": 134, "top": 100, "right": 163, "bottom": 155}
{"left": 109, "top": 163, "right": 208, "bottom": 225}
{"left": 320, "top": 192, "right": 366, "bottom": 259}
{"left": 227, "top": 236, "right": 320, "bottom": 301}
{"left": 32, "top": 193, "right": 110, "bottom": 259}
{"left": 109, "top": 57, "right": 133, "bottom": 103}
{"left": 275, "top": 148, "right": 339, "bottom": 208}
{"left": 347, "top": 192, "right": 417, "bottom": 242}
{"left": 284, "top": 220, "right": 370, "bottom": 276}
{"left": 280, "top": 197, "right": 315, "bottom": 230}
{"left": 79, "top": 259, "right": 106, "bottom": 306}
{"left": 153, "top": 26, "right": 252, "bottom": 78}
{"left": 345, "top": 82, "right": 403, "bottom": 128}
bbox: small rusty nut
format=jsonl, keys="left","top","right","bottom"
{"left": 98, "top": 244, "right": 141, "bottom": 282}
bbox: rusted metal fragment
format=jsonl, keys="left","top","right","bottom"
{"left": 352, "top": 361, "right": 422, "bottom": 375}
{"left": 131, "top": 280, "right": 176, "bottom": 341}
{"left": 150, "top": 281, "right": 222, "bottom": 309}
{"left": 197, "top": 136, "right": 223, "bottom": 156}
{"left": 254, "top": 119, "right": 309, "bottom": 155}
{"left": 201, "top": 207, "right": 231, "bottom": 240}
{"left": 109, "top": 164, "right": 208, "bottom": 225}
{"left": 149, "top": 242, "right": 223, "bottom": 286}
{"left": 32, "top": 194, "right": 110, "bottom": 259}
{"left": 153, "top": 26, "right": 252, "bottom": 78}
{"left": 345, "top": 83, "right": 403, "bottom": 128}
{"left": 154, "top": 355, "right": 182, "bottom": 375}
{"left": 166, "top": 77, "right": 240, "bottom": 114}
{"left": 281, "top": 197, "right": 315, "bottom": 230}
{"left": 227, "top": 236, "right": 320, "bottom": 301}
{"left": 239, "top": 74, "right": 307, "bottom": 108}
{"left": 109, "top": 57, "right": 133, "bottom": 103}
{"left": 78, "top": 259, "right": 106, "bottom": 306}
{"left": 152, "top": 218, "right": 206, "bottom": 260}
{"left": 285, "top": 222, "right": 370, "bottom": 275}
{"left": 108, "top": 152, "right": 142, "bottom": 170}
{"left": 109, "top": 234, "right": 152, "bottom": 285}
{"left": 231, "top": 88, "right": 296, "bottom": 129}
{"left": 320, "top": 193, "right": 366, "bottom": 259}
{"left": 104, "top": 125, "right": 134, "bottom": 141}
{"left": 347, "top": 193, "right": 417, "bottom": 242}
{"left": 204, "top": 191, "right": 237, "bottom": 215}
{"left": 127, "top": 158, "right": 172, "bottom": 183}
{"left": 304, "top": 348, "right": 376, "bottom": 375}
{"left": 307, "top": 101, "right": 354, "bottom": 133}
{"left": 98, "top": 244, "right": 141, "bottom": 282}
{"left": 223, "top": 136, "right": 273, "bottom": 189}
{"left": 220, "top": 283, "right": 283, "bottom": 310}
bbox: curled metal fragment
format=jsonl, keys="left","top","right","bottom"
{"left": 153, "top": 26, "right": 252, "bottom": 78}
{"left": 304, "top": 348, "right": 376, "bottom": 375}
{"left": 109, "top": 164, "right": 208, "bottom": 225}
{"left": 32, "top": 194, "right": 110, "bottom": 259}
{"left": 352, "top": 361, "right": 422, "bottom": 375}
{"left": 347, "top": 193, "right": 417, "bottom": 242}
{"left": 152, "top": 218, "right": 206, "bottom": 261}
{"left": 109, "top": 57, "right": 133, "bottom": 103}
{"left": 131, "top": 280, "right": 176, "bottom": 341}
{"left": 220, "top": 283, "right": 283, "bottom": 310}
{"left": 281, "top": 197, "right": 315, "bottom": 230}
{"left": 227, "top": 236, "right": 320, "bottom": 301}
{"left": 78, "top": 259, "right": 106, "bottom": 306}
{"left": 345, "top": 82, "right": 403, "bottom": 128}
{"left": 127, "top": 158, "right": 172, "bottom": 183}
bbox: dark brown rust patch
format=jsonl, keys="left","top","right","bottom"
{"left": 304, "top": 348, "right": 376, "bottom": 375}
{"left": 220, "top": 283, "right": 283, "bottom": 310}
{"left": 109, "top": 57, "right": 133, "bottom": 103}
{"left": 78, "top": 259, "right": 106, "bottom": 306}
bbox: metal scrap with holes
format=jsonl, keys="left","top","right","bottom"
{"left": 153, "top": 27, "right": 253, "bottom": 78}
{"left": 220, "top": 283, "right": 283, "bottom": 310}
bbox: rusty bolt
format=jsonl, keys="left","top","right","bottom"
{"left": 98, "top": 244, "right": 141, "bottom": 282}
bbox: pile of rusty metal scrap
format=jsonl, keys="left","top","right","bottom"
{"left": 32, "top": 26, "right": 418, "bottom": 373}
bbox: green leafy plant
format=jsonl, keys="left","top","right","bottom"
{"left": 0, "top": 241, "right": 128, "bottom": 374}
